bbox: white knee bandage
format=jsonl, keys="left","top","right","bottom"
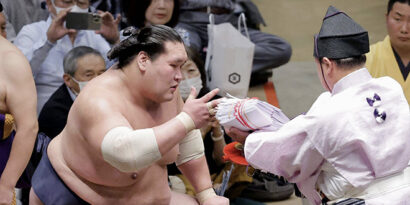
{"left": 176, "top": 129, "right": 204, "bottom": 166}
{"left": 101, "top": 126, "right": 162, "bottom": 172}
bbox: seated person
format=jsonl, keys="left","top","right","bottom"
{"left": 121, "top": 0, "right": 179, "bottom": 29}
{"left": 117, "top": 0, "right": 180, "bottom": 41}
{"left": 13, "top": 0, "right": 120, "bottom": 113}
{"left": 175, "top": 0, "right": 292, "bottom": 84}
{"left": 38, "top": 46, "right": 105, "bottom": 139}
{"left": 366, "top": 0, "right": 410, "bottom": 104}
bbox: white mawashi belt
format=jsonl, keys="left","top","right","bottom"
{"left": 329, "top": 166, "right": 410, "bottom": 203}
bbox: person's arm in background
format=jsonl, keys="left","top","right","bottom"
{"left": 14, "top": 8, "right": 75, "bottom": 77}
{"left": 210, "top": 124, "right": 226, "bottom": 166}
{"left": 93, "top": 11, "right": 121, "bottom": 68}
{"left": 0, "top": 49, "right": 38, "bottom": 204}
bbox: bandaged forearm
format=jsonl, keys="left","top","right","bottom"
{"left": 176, "top": 129, "right": 204, "bottom": 166}
{"left": 196, "top": 188, "right": 217, "bottom": 204}
{"left": 175, "top": 112, "right": 196, "bottom": 133}
{"left": 101, "top": 126, "right": 162, "bottom": 172}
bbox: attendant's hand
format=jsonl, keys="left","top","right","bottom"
{"left": 183, "top": 87, "right": 220, "bottom": 129}
{"left": 0, "top": 183, "right": 13, "bottom": 205}
{"left": 202, "top": 195, "right": 229, "bottom": 205}
{"left": 47, "top": 8, "right": 76, "bottom": 43}
{"left": 95, "top": 11, "right": 121, "bottom": 44}
{"left": 225, "top": 127, "right": 250, "bottom": 144}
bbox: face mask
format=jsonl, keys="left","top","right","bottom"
{"left": 179, "top": 76, "right": 203, "bottom": 101}
{"left": 70, "top": 5, "right": 88, "bottom": 13}
{"left": 51, "top": 0, "right": 65, "bottom": 15}
{"left": 71, "top": 77, "right": 89, "bottom": 92}
{"left": 51, "top": 1, "right": 88, "bottom": 16}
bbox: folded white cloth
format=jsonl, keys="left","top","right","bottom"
{"left": 216, "top": 97, "right": 289, "bottom": 131}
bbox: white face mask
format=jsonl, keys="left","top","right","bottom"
{"left": 51, "top": 0, "right": 65, "bottom": 15}
{"left": 51, "top": 0, "right": 88, "bottom": 16}
{"left": 71, "top": 77, "right": 89, "bottom": 92}
{"left": 70, "top": 5, "right": 88, "bottom": 13}
{"left": 179, "top": 76, "right": 203, "bottom": 101}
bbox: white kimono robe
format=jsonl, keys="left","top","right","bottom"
{"left": 244, "top": 68, "right": 410, "bottom": 205}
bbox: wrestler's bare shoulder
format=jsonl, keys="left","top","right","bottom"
{"left": 0, "top": 38, "right": 31, "bottom": 113}
{"left": 0, "top": 38, "right": 27, "bottom": 65}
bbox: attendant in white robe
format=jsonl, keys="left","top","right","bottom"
{"left": 226, "top": 6, "right": 410, "bottom": 205}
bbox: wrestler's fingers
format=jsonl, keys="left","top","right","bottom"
{"left": 209, "top": 108, "right": 217, "bottom": 116}
{"left": 185, "top": 86, "right": 198, "bottom": 102}
{"left": 199, "top": 88, "right": 220, "bottom": 103}
{"left": 209, "top": 98, "right": 220, "bottom": 108}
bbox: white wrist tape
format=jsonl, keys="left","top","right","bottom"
{"left": 175, "top": 112, "right": 196, "bottom": 133}
{"left": 101, "top": 126, "right": 162, "bottom": 172}
{"left": 176, "top": 129, "right": 204, "bottom": 166}
{"left": 196, "top": 188, "right": 217, "bottom": 204}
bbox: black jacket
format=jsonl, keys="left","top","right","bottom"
{"left": 38, "top": 84, "right": 74, "bottom": 139}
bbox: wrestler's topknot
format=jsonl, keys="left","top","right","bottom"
{"left": 107, "top": 27, "right": 139, "bottom": 61}
{"left": 107, "top": 25, "right": 184, "bottom": 69}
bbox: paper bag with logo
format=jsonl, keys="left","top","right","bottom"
{"left": 205, "top": 13, "right": 255, "bottom": 98}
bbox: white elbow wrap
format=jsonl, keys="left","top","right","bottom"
{"left": 176, "top": 129, "right": 204, "bottom": 166}
{"left": 101, "top": 126, "right": 162, "bottom": 172}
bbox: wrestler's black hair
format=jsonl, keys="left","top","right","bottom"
{"left": 121, "top": 0, "right": 180, "bottom": 28}
{"left": 388, "top": 0, "right": 410, "bottom": 13}
{"left": 0, "top": 2, "right": 3, "bottom": 12}
{"left": 107, "top": 25, "right": 184, "bottom": 69}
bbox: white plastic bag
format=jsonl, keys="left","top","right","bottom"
{"left": 205, "top": 13, "right": 255, "bottom": 98}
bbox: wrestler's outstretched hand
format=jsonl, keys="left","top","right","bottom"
{"left": 182, "top": 87, "right": 220, "bottom": 129}
{"left": 202, "top": 195, "right": 229, "bottom": 205}
{"left": 225, "top": 127, "right": 250, "bottom": 144}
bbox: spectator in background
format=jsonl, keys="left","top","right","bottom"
{"left": 0, "top": 0, "right": 48, "bottom": 41}
{"left": 121, "top": 0, "right": 180, "bottom": 29}
{"left": 38, "top": 46, "right": 105, "bottom": 139}
{"left": 13, "top": 0, "right": 120, "bottom": 114}
{"left": 0, "top": 3, "right": 38, "bottom": 204}
{"left": 366, "top": 0, "right": 410, "bottom": 104}
{"left": 175, "top": 0, "right": 292, "bottom": 85}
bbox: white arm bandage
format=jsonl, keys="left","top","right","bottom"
{"left": 175, "top": 112, "right": 196, "bottom": 133}
{"left": 176, "top": 129, "right": 205, "bottom": 166}
{"left": 101, "top": 126, "right": 162, "bottom": 172}
{"left": 196, "top": 188, "right": 217, "bottom": 204}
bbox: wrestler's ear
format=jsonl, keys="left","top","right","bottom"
{"left": 136, "top": 51, "right": 150, "bottom": 72}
